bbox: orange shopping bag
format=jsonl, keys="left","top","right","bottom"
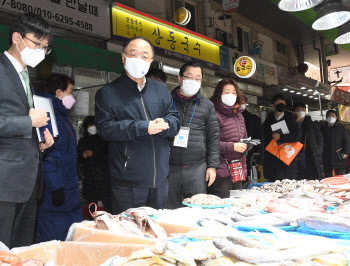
{"left": 265, "top": 140, "right": 303, "bottom": 166}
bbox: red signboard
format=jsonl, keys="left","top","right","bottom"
{"left": 332, "top": 88, "right": 350, "bottom": 105}
{"left": 222, "top": 0, "right": 239, "bottom": 13}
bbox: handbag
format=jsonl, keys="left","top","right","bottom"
{"left": 222, "top": 155, "right": 246, "bottom": 183}
{"left": 265, "top": 139, "right": 303, "bottom": 166}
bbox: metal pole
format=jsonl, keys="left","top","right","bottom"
{"left": 318, "top": 92, "right": 324, "bottom": 121}
{"left": 320, "top": 38, "right": 328, "bottom": 84}
{"left": 202, "top": 0, "right": 212, "bottom": 38}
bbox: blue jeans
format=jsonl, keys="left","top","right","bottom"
{"left": 111, "top": 180, "right": 168, "bottom": 215}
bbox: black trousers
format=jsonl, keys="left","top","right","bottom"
{"left": 0, "top": 184, "right": 38, "bottom": 249}
{"left": 111, "top": 180, "right": 168, "bottom": 215}
{"left": 324, "top": 166, "right": 345, "bottom": 178}
{"left": 208, "top": 177, "right": 242, "bottom": 198}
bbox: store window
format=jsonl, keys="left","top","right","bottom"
{"left": 175, "top": 0, "right": 197, "bottom": 32}
{"left": 237, "top": 26, "right": 250, "bottom": 54}
{"left": 276, "top": 40, "right": 287, "bottom": 54}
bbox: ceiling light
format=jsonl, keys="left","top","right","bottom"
{"left": 312, "top": 0, "right": 350, "bottom": 31}
{"left": 308, "top": 89, "right": 313, "bottom": 92}
{"left": 303, "top": 94, "right": 308, "bottom": 97}
{"left": 283, "top": 88, "right": 288, "bottom": 91}
{"left": 314, "top": 97, "right": 319, "bottom": 99}
{"left": 296, "top": 92, "right": 302, "bottom": 95}
{"left": 320, "top": 93, "right": 325, "bottom": 95}
{"left": 314, "top": 91, "right": 320, "bottom": 94}
{"left": 300, "top": 86, "right": 307, "bottom": 90}
{"left": 278, "top": 0, "right": 324, "bottom": 11}
{"left": 335, "top": 22, "right": 350, "bottom": 44}
{"left": 309, "top": 95, "right": 314, "bottom": 98}
{"left": 290, "top": 90, "right": 295, "bottom": 93}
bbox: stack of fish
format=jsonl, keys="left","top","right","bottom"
{"left": 183, "top": 194, "right": 227, "bottom": 206}
{"left": 0, "top": 251, "right": 45, "bottom": 265}
{"left": 91, "top": 209, "right": 167, "bottom": 239}
{"left": 212, "top": 227, "right": 349, "bottom": 265}
{"left": 101, "top": 240, "right": 198, "bottom": 266}
{"left": 248, "top": 179, "right": 325, "bottom": 194}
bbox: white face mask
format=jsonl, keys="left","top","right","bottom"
{"left": 87, "top": 126, "right": 97, "bottom": 135}
{"left": 327, "top": 117, "right": 336, "bottom": 124}
{"left": 241, "top": 104, "right": 246, "bottom": 110}
{"left": 124, "top": 54, "right": 151, "bottom": 79}
{"left": 16, "top": 35, "right": 45, "bottom": 68}
{"left": 221, "top": 94, "right": 237, "bottom": 107}
{"left": 181, "top": 79, "right": 201, "bottom": 96}
{"left": 298, "top": 111, "right": 306, "bottom": 119}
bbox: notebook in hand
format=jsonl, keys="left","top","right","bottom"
{"left": 38, "top": 112, "right": 53, "bottom": 143}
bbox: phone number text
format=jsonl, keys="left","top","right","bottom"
{"left": 2, "top": 0, "right": 94, "bottom": 31}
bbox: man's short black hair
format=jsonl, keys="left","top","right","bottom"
{"left": 123, "top": 36, "right": 155, "bottom": 57}
{"left": 294, "top": 102, "right": 306, "bottom": 110}
{"left": 45, "top": 73, "right": 73, "bottom": 95}
{"left": 326, "top": 109, "right": 337, "bottom": 117}
{"left": 179, "top": 62, "right": 204, "bottom": 77}
{"left": 146, "top": 68, "right": 167, "bottom": 83}
{"left": 9, "top": 12, "right": 52, "bottom": 46}
{"left": 271, "top": 94, "right": 285, "bottom": 104}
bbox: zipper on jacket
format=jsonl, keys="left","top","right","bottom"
{"left": 140, "top": 93, "right": 157, "bottom": 188}
{"left": 124, "top": 145, "right": 128, "bottom": 170}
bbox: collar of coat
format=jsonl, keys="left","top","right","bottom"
{"left": 171, "top": 86, "right": 204, "bottom": 104}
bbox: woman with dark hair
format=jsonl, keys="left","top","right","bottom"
{"left": 209, "top": 78, "right": 248, "bottom": 198}
{"left": 77, "top": 116, "right": 111, "bottom": 212}
{"left": 35, "top": 73, "right": 83, "bottom": 242}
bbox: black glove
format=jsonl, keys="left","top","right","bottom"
{"left": 51, "top": 188, "right": 65, "bottom": 207}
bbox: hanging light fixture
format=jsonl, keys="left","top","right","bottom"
{"left": 312, "top": 0, "right": 350, "bottom": 31}
{"left": 278, "top": 0, "right": 324, "bottom": 12}
{"left": 335, "top": 22, "right": 350, "bottom": 44}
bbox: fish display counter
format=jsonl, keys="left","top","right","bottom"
{"left": 1, "top": 178, "right": 350, "bottom": 265}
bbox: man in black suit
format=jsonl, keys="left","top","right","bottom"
{"left": 0, "top": 13, "right": 54, "bottom": 248}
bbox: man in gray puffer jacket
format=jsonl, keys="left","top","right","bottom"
{"left": 167, "top": 62, "right": 220, "bottom": 209}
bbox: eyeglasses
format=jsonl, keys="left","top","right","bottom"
{"left": 124, "top": 52, "right": 152, "bottom": 61}
{"left": 24, "top": 36, "right": 52, "bottom": 55}
{"left": 182, "top": 75, "right": 202, "bottom": 83}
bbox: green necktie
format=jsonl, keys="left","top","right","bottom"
{"left": 20, "top": 70, "right": 33, "bottom": 108}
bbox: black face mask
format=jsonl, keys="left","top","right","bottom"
{"left": 275, "top": 103, "right": 286, "bottom": 112}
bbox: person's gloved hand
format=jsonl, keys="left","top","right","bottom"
{"left": 51, "top": 188, "right": 65, "bottom": 207}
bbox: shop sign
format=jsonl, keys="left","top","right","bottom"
{"left": 52, "top": 63, "right": 73, "bottom": 77}
{"left": 249, "top": 41, "right": 263, "bottom": 56}
{"left": 332, "top": 88, "right": 350, "bottom": 105}
{"left": 0, "top": 0, "right": 110, "bottom": 39}
{"left": 222, "top": 0, "right": 239, "bottom": 13}
{"left": 339, "top": 104, "right": 350, "bottom": 122}
{"left": 230, "top": 51, "right": 278, "bottom": 85}
{"left": 234, "top": 56, "right": 256, "bottom": 79}
{"left": 112, "top": 3, "right": 222, "bottom": 69}
{"left": 253, "top": 57, "right": 278, "bottom": 85}
{"left": 220, "top": 46, "right": 230, "bottom": 72}
{"left": 174, "top": 7, "right": 191, "bottom": 26}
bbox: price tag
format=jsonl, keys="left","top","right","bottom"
{"left": 173, "top": 127, "right": 190, "bottom": 148}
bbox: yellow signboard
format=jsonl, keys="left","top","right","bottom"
{"left": 112, "top": 4, "right": 221, "bottom": 67}
{"left": 234, "top": 56, "right": 256, "bottom": 78}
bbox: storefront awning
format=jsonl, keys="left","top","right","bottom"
{"left": 0, "top": 24, "right": 123, "bottom": 73}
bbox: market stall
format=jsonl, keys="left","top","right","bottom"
{"left": 1, "top": 177, "right": 350, "bottom": 265}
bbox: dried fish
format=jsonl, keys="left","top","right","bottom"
{"left": 131, "top": 212, "right": 167, "bottom": 239}
{"left": 226, "top": 229, "right": 269, "bottom": 249}
{"left": 183, "top": 194, "right": 227, "bottom": 206}
{"left": 297, "top": 216, "right": 350, "bottom": 233}
{"left": 91, "top": 211, "right": 126, "bottom": 234}
{"left": 212, "top": 239, "right": 233, "bottom": 251}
